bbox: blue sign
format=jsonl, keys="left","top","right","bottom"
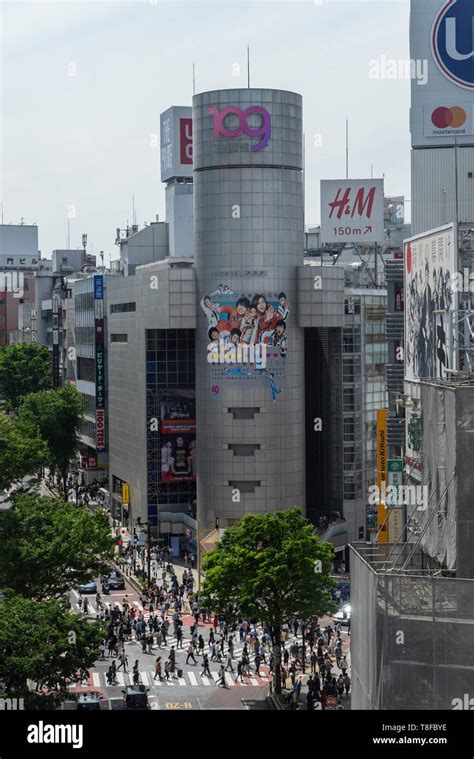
{"left": 432, "top": 0, "right": 474, "bottom": 90}
{"left": 94, "top": 274, "right": 104, "bottom": 300}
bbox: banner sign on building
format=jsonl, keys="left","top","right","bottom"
{"left": 404, "top": 223, "right": 457, "bottom": 381}
{"left": 377, "top": 409, "right": 388, "bottom": 543}
{"left": 122, "top": 483, "right": 129, "bottom": 505}
{"left": 160, "top": 106, "right": 193, "bottom": 182}
{"left": 160, "top": 395, "right": 196, "bottom": 482}
{"left": 320, "top": 179, "right": 384, "bottom": 244}
{"left": 94, "top": 275, "right": 106, "bottom": 452}
{"left": 52, "top": 293, "right": 61, "bottom": 388}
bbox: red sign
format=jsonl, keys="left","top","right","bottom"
{"left": 180, "top": 118, "right": 192, "bottom": 164}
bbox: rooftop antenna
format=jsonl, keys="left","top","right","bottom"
{"left": 132, "top": 194, "right": 136, "bottom": 226}
{"left": 247, "top": 45, "right": 250, "bottom": 88}
{"left": 67, "top": 218, "right": 71, "bottom": 248}
{"left": 193, "top": 62, "right": 196, "bottom": 96}
{"left": 345, "top": 119, "right": 349, "bottom": 179}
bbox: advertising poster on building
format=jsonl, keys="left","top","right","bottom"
{"left": 160, "top": 106, "right": 193, "bottom": 182}
{"left": 160, "top": 394, "right": 196, "bottom": 482}
{"left": 404, "top": 224, "right": 457, "bottom": 381}
{"left": 320, "top": 178, "right": 384, "bottom": 244}
{"left": 200, "top": 286, "right": 289, "bottom": 401}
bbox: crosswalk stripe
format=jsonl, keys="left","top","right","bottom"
{"left": 211, "top": 672, "right": 220, "bottom": 684}
{"left": 188, "top": 671, "right": 198, "bottom": 686}
{"left": 178, "top": 676, "right": 186, "bottom": 686}
{"left": 201, "top": 675, "right": 211, "bottom": 686}
{"left": 225, "top": 673, "right": 235, "bottom": 687}
{"left": 92, "top": 672, "right": 101, "bottom": 687}
{"left": 140, "top": 672, "right": 150, "bottom": 685}
{"left": 116, "top": 672, "right": 125, "bottom": 686}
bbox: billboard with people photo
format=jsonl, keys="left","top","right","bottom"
{"left": 159, "top": 394, "right": 196, "bottom": 482}
{"left": 200, "top": 286, "right": 289, "bottom": 401}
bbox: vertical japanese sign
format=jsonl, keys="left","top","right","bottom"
{"left": 52, "top": 293, "right": 61, "bottom": 387}
{"left": 377, "top": 409, "right": 388, "bottom": 543}
{"left": 94, "top": 275, "right": 106, "bottom": 452}
{"left": 387, "top": 459, "right": 404, "bottom": 544}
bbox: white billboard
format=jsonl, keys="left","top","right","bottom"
{"left": 160, "top": 106, "right": 193, "bottom": 182}
{"left": 410, "top": 0, "right": 474, "bottom": 148}
{"left": 423, "top": 103, "right": 474, "bottom": 137}
{"left": 320, "top": 178, "right": 384, "bottom": 244}
{"left": 404, "top": 223, "right": 457, "bottom": 382}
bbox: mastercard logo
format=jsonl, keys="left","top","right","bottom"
{"left": 431, "top": 106, "right": 467, "bottom": 129}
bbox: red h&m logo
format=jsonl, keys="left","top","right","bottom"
{"left": 180, "top": 118, "right": 192, "bottom": 164}
{"left": 328, "top": 185, "right": 377, "bottom": 221}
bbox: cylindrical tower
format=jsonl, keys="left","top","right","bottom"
{"left": 193, "top": 88, "right": 305, "bottom": 529}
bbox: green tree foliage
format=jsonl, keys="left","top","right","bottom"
{"left": 19, "top": 385, "right": 84, "bottom": 498}
{"left": 0, "top": 343, "right": 51, "bottom": 410}
{"left": 200, "top": 507, "right": 336, "bottom": 694}
{"left": 0, "top": 494, "right": 115, "bottom": 600}
{"left": 0, "top": 413, "right": 47, "bottom": 492}
{"left": 0, "top": 593, "right": 105, "bottom": 708}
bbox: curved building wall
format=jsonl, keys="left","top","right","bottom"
{"left": 193, "top": 88, "right": 305, "bottom": 529}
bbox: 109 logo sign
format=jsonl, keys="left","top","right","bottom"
{"left": 209, "top": 106, "right": 271, "bottom": 151}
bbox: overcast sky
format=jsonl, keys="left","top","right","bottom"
{"left": 1, "top": 0, "right": 411, "bottom": 263}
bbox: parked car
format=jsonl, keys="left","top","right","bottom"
{"left": 332, "top": 604, "right": 351, "bottom": 626}
{"left": 77, "top": 579, "right": 97, "bottom": 594}
{"left": 122, "top": 684, "right": 150, "bottom": 710}
{"left": 101, "top": 571, "right": 125, "bottom": 593}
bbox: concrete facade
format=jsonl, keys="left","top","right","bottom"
{"left": 193, "top": 89, "right": 306, "bottom": 530}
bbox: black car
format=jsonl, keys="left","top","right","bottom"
{"left": 122, "top": 685, "right": 150, "bottom": 711}
{"left": 101, "top": 571, "right": 125, "bottom": 592}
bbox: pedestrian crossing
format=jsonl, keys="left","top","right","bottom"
{"left": 70, "top": 667, "right": 271, "bottom": 691}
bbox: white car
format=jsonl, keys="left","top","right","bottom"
{"left": 332, "top": 604, "right": 351, "bottom": 626}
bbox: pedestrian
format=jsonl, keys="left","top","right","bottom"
{"left": 224, "top": 652, "right": 234, "bottom": 672}
{"left": 343, "top": 673, "right": 351, "bottom": 696}
{"left": 198, "top": 634, "right": 205, "bottom": 655}
{"left": 164, "top": 660, "right": 171, "bottom": 681}
{"left": 132, "top": 659, "right": 140, "bottom": 685}
{"left": 310, "top": 651, "right": 317, "bottom": 674}
{"left": 237, "top": 659, "right": 245, "bottom": 683}
{"left": 340, "top": 655, "right": 349, "bottom": 675}
{"left": 201, "top": 653, "right": 212, "bottom": 678}
{"left": 154, "top": 657, "right": 163, "bottom": 681}
{"left": 289, "top": 662, "right": 296, "bottom": 687}
{"left": 217, "top": 664, "right": 227, "bottom": 688}
{"left": 186, "top": 643, "right": 197, "bottom": 665}
{"left": 176, "top": 626, "right": 183, "bottom": 649}
{"left": 117, "top": 652, "right": 128, "bottom": 672}
{"left": 254, "top": 654, "right": 262, "bottom": 676}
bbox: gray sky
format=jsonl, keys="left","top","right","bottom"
{"left": 1, "top": 0, "right": 411, "bottom": 263}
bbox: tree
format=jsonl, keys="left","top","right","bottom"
{"left": 0, "top": 494, "right": 115, "bottom": 600}
{"left": 200, "top": 507, "right": 336, "bottom": 694}
{"left": 0, "top": 593, "right": 105, "bottom": 708}
{"left": 0, "top": 413, "right": 48, "bottom": 493}
{"left": 18, "top": 385, "right": 84, "bottom": 498}
{"left": 0, "top": 343, "right": 51, "bottom": 410}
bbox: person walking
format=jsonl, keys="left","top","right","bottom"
{"left": 217, "top": 664, "right": 227, "bottom": 688}
{"left": 132, "top": 660, "right": 140, "bottom": 685}
{"left": 154, "top": 657, "right": 163, "bottom": 681}
{"left": 201, "top": 653, "right": 212, "bottom": 678}
{"left": 169, "top": 646, "right": 177, "bottom": 678}
{"left": 164, "top": 660, "right": 171, "bottom": 681}
{"left": 186, "top": 643, "right": 197, "bottom": 665}
{"left": 176, "top": 626, "right": 183, "bottom": 649}
{"left": 254, "top": 653, "right": 262, "bottom": 676}
{"left": 224, "top": 652, "right": 234, "bottom": 673}
{"left": 340, "top": 655, "right": 349, "bottom": 676}
{"left": 198, "top": 634, "right": 205, "bottom": 656}
{"left": 237, "top": 659, "right": 245, "bottom": 683}
{"left": 117, "top": 652, "right": 128, "bottom": 672}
